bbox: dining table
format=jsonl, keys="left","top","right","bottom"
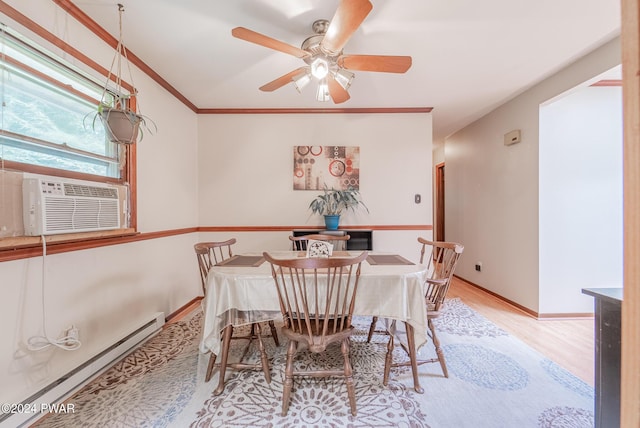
{"left": 199, "top": 250, "right": 429, "bottom": 395}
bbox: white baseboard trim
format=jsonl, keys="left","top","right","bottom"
{"left": 1, "top": 312, "right": 165, "bottom": 428}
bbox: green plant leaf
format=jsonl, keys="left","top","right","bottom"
{"left": 308, "top": 186, "right": 368, "bottom": 216}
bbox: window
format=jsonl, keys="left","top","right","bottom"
{"left": 0, "top": 19, "right": 137, "bottom": 251}
{"left": 0, "top": 25, "right": 124, "bottom": 179}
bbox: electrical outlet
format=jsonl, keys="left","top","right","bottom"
{"left": 475, "top": 262, "right": 482, "bottom": 272}
{"left": 64, "top": 325, "right": 79, "bottom": 345}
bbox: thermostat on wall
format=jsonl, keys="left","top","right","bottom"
{"left": 504, "top": 130, "right": 521, "bottom": 146}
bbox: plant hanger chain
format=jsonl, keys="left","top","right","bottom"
{"left": 102, "top": 3, "right": 138, "bottom": 111}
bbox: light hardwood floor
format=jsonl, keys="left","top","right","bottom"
{"left": 449, "top": 276, "right": 595, "bottom": 386}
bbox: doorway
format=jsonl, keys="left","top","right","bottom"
{"left": 435, "top": 162, "right": 445, "bottom": 241}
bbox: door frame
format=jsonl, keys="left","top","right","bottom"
{"left": 434, "top": 162, "right": 445, "bottom": 241}
{"left": 621, "top": 0, "right": 640, "bottom": 424}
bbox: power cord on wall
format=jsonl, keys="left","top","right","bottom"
{"left": 26, "top": 235, "right": 82, "bottom": 352}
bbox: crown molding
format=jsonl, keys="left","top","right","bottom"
{"left": 197, "top": 107, "right": 433, "bottom": 114}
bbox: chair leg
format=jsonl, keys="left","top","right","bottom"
{"left": 429, "top": 318, "right": 448, "bottom": 378}
{"left": 367, "top": 316, "right": 378, "bottom": 343}
{"left": 342, "top": 338, "right": 357, "bottom": 416}
{"left": 205, "top": 352, "right": 217, "bottom": 382}
{"left": 282, "top": 340, "right": 297, "bottom": 416}
{"left": 268, "top": 320, "right": 280, "bottom": 347}
{"left": 238, "top": 324, "right": 257, "bottom": 362}
{"left": 214, "top": 325, "right": 233, "bottom": 395}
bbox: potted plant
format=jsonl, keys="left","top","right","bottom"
{"left": 308, "top": 186, "right": 368, "bottom": 230}
{"left": 85, "top": 4, "right": 156, "bottom": 144}
{"left": 86, "top": 95, "right": 156, "bottom": 145}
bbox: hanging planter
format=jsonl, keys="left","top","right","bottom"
{"left": 100, "top": 107, "right": 141, "bottom": 145}
{"left": 85, "top": 4, "right": 156, "bottom": 144}
{"left": 88, "top": 97, "right": 155, "bottom": 144}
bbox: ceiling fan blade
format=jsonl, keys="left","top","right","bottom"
{"left": 259, "top": 67, "right": 307, "bottom": 92}
{"left": 321, "top": 0, "right": 373, "bottom": 55}
{"left": 232, "top": 27, "right": 310, "bottom": 58}
{"left": 338, "top": 55, "right": 412, "bottom": 73}
{"left": 327, "top": 75, "right": 350, "bottom": 104}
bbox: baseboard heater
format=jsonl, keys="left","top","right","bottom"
{"left": 1, "top": 312, "right": 165, "bottom": 428}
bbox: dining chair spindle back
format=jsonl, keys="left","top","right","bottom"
{"left": 195, "top": 239, "right": 236, "bottom": 295}
{"left": 263, "top": 251, "right": 368, "bottom": 416}
{"left": 367, "top": 237, "right": 464, "bottom": 382}
{"left": 289, "top": 233, "right": 351, "bottom": 251}
{"left": 194, "top": 239, "right": 279, "bottom": 387}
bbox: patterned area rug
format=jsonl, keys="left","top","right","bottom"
{"left": 33, "top": 298, "right": 594, "bottom": 428}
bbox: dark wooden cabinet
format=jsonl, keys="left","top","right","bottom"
{"left": 292, "top": 229, "right": 373, "bottom": 250}
{"left": 582, "top": 287, "right": 623, "bottom": 428}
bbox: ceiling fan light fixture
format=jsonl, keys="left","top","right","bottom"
{"left": 334, "top": 68, "right": 355, "bottom": 90}
{"left": 231, "top": 0, "right": 412, "bottom": 105}
{"left": 311, "top": 57, "right": 329, "bottom": 79}
{"left": 293, "top": 69, "right": 312, "bottom": 93}
{"left": 316, "top": 79, "right": 330, "bottom": 102}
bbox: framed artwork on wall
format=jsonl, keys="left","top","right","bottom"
{"left": 293, "top": 146, "right": 360, "bottom": 190}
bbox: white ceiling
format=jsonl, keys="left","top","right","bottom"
{"left": 73, "top": 0, "right": 621, "bottom": 141}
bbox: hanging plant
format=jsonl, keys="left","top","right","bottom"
{"left": 85, "top": 3, "right": 156, "bottom": 144}
{"left": 86, "top": 95, "right": 155, "bottom": 145}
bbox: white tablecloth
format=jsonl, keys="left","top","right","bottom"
{"left": 199, "top": 251, "right": 428, "bottom": 356}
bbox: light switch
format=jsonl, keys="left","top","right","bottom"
{"left": 415, "top": 194, "right": 421, "bottom": 204}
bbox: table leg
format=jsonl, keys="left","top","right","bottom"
{"left": 383, "top": 331, "right": 394, "bottom": 386}
{"left": 214, "top": 325, "right": 233, "bottom": 395}
{"left": 404, "top": 322, "right": 424, "bottom": 394}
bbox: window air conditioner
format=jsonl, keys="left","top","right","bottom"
{"left": 23, "top": 175, "right": 121, "bottom": 236}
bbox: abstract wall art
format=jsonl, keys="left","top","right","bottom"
{"left": 293, "top": 146, "right": 360, "bottom": 190}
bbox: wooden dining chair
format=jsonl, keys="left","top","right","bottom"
{"left": 263, "top": 251, "right": 368, "bottom": 416}
{"left": 368, "top": 237, "right": 464, "bottom": 381}
{"left": 289, "top": 233, "right": 351, "bottom": 251}
{"left": 194, "top": 239, "right": 279, "bottom": 385}
{"left": 194, "top": 239, "right": 236, "bottom": 296}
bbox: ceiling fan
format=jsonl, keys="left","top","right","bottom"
{"left": 231, "top": 0, "right": 412, "bottom": 104}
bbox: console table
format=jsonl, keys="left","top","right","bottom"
{"left": 292, "top": 229, "right": 373, "bottom": 250}
{"left": 582, "top": 287, "right": 623, "bottom": 428}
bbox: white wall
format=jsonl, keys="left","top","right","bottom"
{"left": 539, "top": 85, "right": 623, "bottom": 313}
{"left": 197, "top": 113, "right": 433, "bottom": 261}
{"left": 433, "top": 140, "right": 445, "bottom": 165}
{"left": 0, "top": 236, "right": 199, "bottom": 404}
{"left": 0, "top": 1, "right": 200, "bottom": 406}
{"left": 0, "top": 3, "right": 433, "bottom": 407}
{"left": 444, "top": 36, "right": 620, "bottom": 313}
